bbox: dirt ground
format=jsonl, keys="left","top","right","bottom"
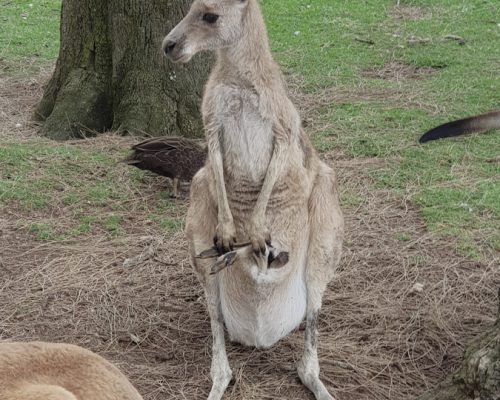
{"left": 0, "top": 70, "right": 499, "bottom": 400}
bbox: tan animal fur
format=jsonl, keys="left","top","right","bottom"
{"left": 163, "top": 1, "right": 344, "bottom": 399}
{"left": 0, "top": 342, "right": 143, "bottom": 400}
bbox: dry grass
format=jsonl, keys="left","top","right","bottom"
{"left": 361, "top": 62, "right": 438, "bottom": 82}
{"left": 1, "top": 69, "right": 499, "bottom": 400}
{"left": 0, "top": 63, "right": 50, "bottom": 140}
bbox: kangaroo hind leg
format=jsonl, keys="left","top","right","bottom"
{"left": 298, "top": 165, "right": 344, "bottom": 400}
{"left": 186, "top": 168, "right": 232, "bottom": 400}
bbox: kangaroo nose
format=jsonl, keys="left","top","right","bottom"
{"left": 163, "top": 40, "right": 176, "bottom": 56}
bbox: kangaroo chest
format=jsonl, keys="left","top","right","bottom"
{"left": 215, "top": 85, "right": 274, "bottom": 183}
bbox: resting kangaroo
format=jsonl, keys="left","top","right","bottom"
{"left": 0, "top": 341, "right": 143, "bottom": 400}
{"left": 163, "top": 1, "right": 344, "bottom": 399}
{"left": 419, "top": 109, "right": 500, "bottom": 143}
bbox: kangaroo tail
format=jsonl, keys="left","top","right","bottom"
{"left": 419, "top": 110, "right": 500, "bottom": 143}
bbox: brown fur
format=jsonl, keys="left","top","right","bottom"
{"left": 163, "top": 1, "right": 344, "bottom": 399}
{"left": 123, "top": 136, "right": 207, "bottom": 196}
{"left": 0, "top": 342, "right": 143, "bottom": 400}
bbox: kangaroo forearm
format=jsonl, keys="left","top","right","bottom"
{"left": 253, "top": 139, "right": 288, "bottom": 220}
{"left": 214, "top": 170, "right": 232, "bottom": 224}
{"left": 207, "top": 131, "right": 233, "bottom": 224}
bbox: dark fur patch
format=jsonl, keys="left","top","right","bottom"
{"left": 420, "top": 118, "right": 473, "bottom": 143}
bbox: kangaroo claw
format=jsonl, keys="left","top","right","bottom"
{"left": 197, "top": 242, "right": 252, "bottom": 259}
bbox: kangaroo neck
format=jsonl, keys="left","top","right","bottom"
{"left": 217, "top": 0, "right": 281, "bottom": 91}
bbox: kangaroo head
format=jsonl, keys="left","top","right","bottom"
{"left": 162, "top": 0, "right": 250, "bottom": 63}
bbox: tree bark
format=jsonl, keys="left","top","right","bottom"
{"left": 36, "top": 0, "right": 211, "bottom": 140}
{"left": 418, "top": 290, "right": 499, "bottom": 400}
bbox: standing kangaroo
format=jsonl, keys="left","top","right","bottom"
{"left": 163, "top": 1, "right": 344, "bottom": 399}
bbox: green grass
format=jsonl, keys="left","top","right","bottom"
{"left": 148, "top": 214, "right": 184, "bottom": 233}
{"left": 71, "top": 215, "right": 97, "bottom": 235}
{"left": 155, "top": 192, "right": 175, "bottom": 211}
{"left": 0, "top": 0, "right": 61, "bottom": 66}
{"left": 147, "top": 192, "right": 184, "bottom": 233}
{"left": 0, "top": 0, "right": 498, "bottom": 257}
{"left": 103, "top": 215, "right": 123, "bottom": 236}
{"left": 27, "top": 222, "right": 56, "bottom": 241}
{"left": 0, "top": 143, "right": 115, "bottom": 209}
{"left": 262, "top": 0, "right": 500, "bottom": 257}
{"left": 0, "top": 140, "right": 179, "bottom": 240}
{"left": 395, "top": 233, "right": 412, "bottom": 242}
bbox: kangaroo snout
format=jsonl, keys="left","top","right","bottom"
{"left": 162, "top": 39, "right": 176, "bottom": 57}
{"left": 161, "top": 34, "right": 192, "bottom": 63}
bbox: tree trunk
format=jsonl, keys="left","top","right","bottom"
{"left": 35, "top": 0, "right": 211, "bottom": 140}
{"left": 418, "top": 290, "right": 499, "bottom": 400}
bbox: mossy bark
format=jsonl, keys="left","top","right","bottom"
{"left": 418, "top": 290, "right": 500, "bottom": 400}
{"left": 36, "top": 0, "right": 211, "bottom": 140}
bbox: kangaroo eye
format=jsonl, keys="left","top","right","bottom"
{"left": 202, "top": 13, "right": 219, "bottom": 24}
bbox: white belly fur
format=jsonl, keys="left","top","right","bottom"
{"left": 218, "top": 85, "right": 274, "bottom": 182}
{"left": 219, "top": 245, "right": 307, "bottom": 348}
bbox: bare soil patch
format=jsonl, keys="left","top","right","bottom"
{"left": 361, "top": 62, "right": 439, "bottom": 82}
{"left": 1, "top": 70, "right": 498, "bottom": 400}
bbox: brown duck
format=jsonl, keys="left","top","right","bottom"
{"left": 124, "top": 136, "right": 207, "bottom": 197}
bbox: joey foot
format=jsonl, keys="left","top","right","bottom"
{"left": 214, "top": 220, "right": 237, "bottom": 254}
{"left": 210, "top": 251, "right": 238, "bottom": 275}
